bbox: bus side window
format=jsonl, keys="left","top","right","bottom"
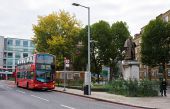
{"left": 23, "top": 72, "right": 25, "bottom": 79}
{"left": 27, "top": 71, "right": 29, "bottom": 79}
{"left": 17, "top": 72, "right": 20, "bottom": 78}
{"left": 20, "top": 72, "right": 22, "bottom": 78}
{"left": 21, "top": 72, "right": 24, "bottom": 78}
{"left": 30, "top": 72, "right": 34, "bottom": 79}
{"left": 25, "top": 72, "right": 27, "bottom": 79}
{"left": 27, "top": 71, "right": 31, "bottom": 79}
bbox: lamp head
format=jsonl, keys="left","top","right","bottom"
{"left": 72, "top": 3, "right": 80, "bottom": 6}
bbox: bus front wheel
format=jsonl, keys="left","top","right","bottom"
{"left": 17, "top": 82, "right": 19, "bottom": 87}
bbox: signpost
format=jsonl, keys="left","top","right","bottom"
{"left": 102, "top": 66, "right": 110, "bottom": 82}
{"left": 63, "top": 58, "right": 69, "bottom": 91}
{"left": 5, "top": 71, "right": 8, "bottom": 80}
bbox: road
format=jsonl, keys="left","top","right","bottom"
{"left": 0, "top": 80, "right": 143, "bottom": 109}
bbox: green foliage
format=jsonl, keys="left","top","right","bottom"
{"left": 91, "top": 20, "right": 111, "bottom": 65}
{"left": 72, "top": 26, "right": 88, "bottom": 71}
{"left": 67, "top": 79, "right": 84, "bottom": 86}
{"left": 76, "top": 20, "right": 130, "bottom": 81}
{"left": 91, "top": 84, "right": 108, "bottom": 92}
{"left": 57, "top": 82, "right": 107, "bottom": 92}
{"left": 111, "top": 21, "right": 130, "bottom": 61}
{"left": 138, "top": 79, "right": 159, "bottom": 96}
{"left": 91, "top": 20, "right": 111, "bottom": 82}
{"left": 32, "top": 10, "right": 81, "bottom": 70}
{"left": 108, "top": 21, "right": 130, "bottom": 80}
{"left": 107, "top": 79, "right": 159, "bottom": 97}
{"left": 141, "top": 18, "right": 170, "bottom": 68}
{"left": 8, "top": 77, "right": 15, "bottom": 81}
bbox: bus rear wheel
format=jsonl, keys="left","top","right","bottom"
{"left": 26, "top": 83, "right": 29, "bottom": 89}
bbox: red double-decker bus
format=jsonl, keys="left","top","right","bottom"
{"left": 15, "top": 53, "right": 56, "bottom": 90}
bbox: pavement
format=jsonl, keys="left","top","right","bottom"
{"left": 54, "top": 86, "right": 170, "bottom": 109}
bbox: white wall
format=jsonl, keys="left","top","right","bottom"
{"left": 0, "top": 36, "right": 4, "bottom": 67}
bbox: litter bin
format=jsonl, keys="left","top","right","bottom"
{"left": 84, "top": 85, "right": 89, "bottom": 95}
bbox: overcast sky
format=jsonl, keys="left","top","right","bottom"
{"left": 0, "top": 0, "right": 170, "bottom": 39}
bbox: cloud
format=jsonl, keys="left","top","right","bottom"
{"left": 0, "top": 0, "right": 170, "bottom": 38}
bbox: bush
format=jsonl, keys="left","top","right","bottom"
{"left": 91, "top": 84, "right": 108, "bottom": 92}
{"left": 138, "top": 79, "right": 159, "bottom": 96}
{"left": 67, "top": 79, "right": 83, "bottom": 86}
{"left": 107, "top": 79, "right": 159, "bottom": 97}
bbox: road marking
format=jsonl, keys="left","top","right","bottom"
{"left": 60, "top": 104, "right": 75, "bottom": 109}
{"left": 31, "top": 95, "right": 49, "bottom": 102}
{"left": 7, "top": 85, "right": 15, "bottom": 88}
{"left": 16, "top": 90, "right": 26, "bottom": 94}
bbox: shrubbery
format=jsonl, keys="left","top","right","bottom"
{"left": 107, "top": 79, "right": 159, "bottom": 97}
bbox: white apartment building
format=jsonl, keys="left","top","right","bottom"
{"left": 0, "top": 36, "right": 35, "bottom": 76}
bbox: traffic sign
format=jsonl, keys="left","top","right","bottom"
{"left": 64, "top": 58, "right": 70, "bottom": 68}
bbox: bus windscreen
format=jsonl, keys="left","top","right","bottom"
{"left": 36, "top": 70, "right": 53, "bottom": 82}
{"left": 36, "top": 54, "right": 55, "bottom": 82}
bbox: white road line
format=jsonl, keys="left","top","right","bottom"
{"left": 16, "top": 90, "right": 26, "bottom": 94}
{"left": 31, "top": 95, "right": 49, "bottom": 102}
{"left": 7, "top": 85, "right": 12, "bottom": 87}
{"left": 60, "top": 104, "right": 75, "bottom": 109}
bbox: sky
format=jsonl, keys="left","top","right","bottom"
{"left": 0, "top": 0, "right": 170, "bottom": 39}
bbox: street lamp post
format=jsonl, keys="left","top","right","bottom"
{"left": 72, "top": 3, "right": 91, "bottom": 95}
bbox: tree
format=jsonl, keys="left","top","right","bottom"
{"left": 32, "top": 10, "right": 81, "bottom": 70}
{"left": 141, "top": 18, "right": 170, "bottom": 79}
{"left": 91, "top": 20, "right": 111, "bottom": 82}
{"left": 91, "top": 21, "right": 130, "bottom": 81}
{"left": 109, "top": 21, "right": 130, "bottom": 79}
{"left": 111, "top": 21, "right": 130, "bottom": 61}
{"left": 72, "top": 26, "right": 88, "bottom": 71}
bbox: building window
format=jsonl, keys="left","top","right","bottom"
{"left": 23, "top": 49, "right": 28, "bottom": 52}
{"left": 8, "top": 53, "right": 13, "bottom": 58}
{"left": 7, "top": 59, "right": 13, "bottom": 65}
{"left": 67, "top": 73, "right": 73, "bottom": 79}
{"left": 16, "top": 40, "right": 20, "bottom": 46}
{"left": 15, "top": 59, "right": 18, "bottom": 64}
{"left": 168, "top": 69, "right": 170, "bottom": 76}
{"left": 23, "top": 53, "right": 28, "bottom": 58}
{"left": 8, "top": 39, "right": 13, "bottom": 46}
{"left": 30, "top": 41, "right": 34, "bottom": 47}
{"left": 61, "top": 73, "right": 64, "bottom": 79}
{"left": 15, "top": 52, "right": 20, "bottom": 58}
{"left": 164, "top": 16, "right": 169, "bottom": 22}
{"left": 7, "top": 47, "right": 13, "bottom": 51}
{"left": 23, "top": 41, "right": 28, "bottom": 47}
{"left": 7, "top": 66, "right": 12, "bottom": 68}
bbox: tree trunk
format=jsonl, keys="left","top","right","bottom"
{"left": 97, "top": 73, "right": 100, "bottom": 84}
{"left": 109, "top": 66, "right": 113, "bottom": 81}
{"left": 162, "top": 62, "right": 166, "bottom": 80}
{"left": 148, "top": 67, "right": 151, "bottom": 80}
